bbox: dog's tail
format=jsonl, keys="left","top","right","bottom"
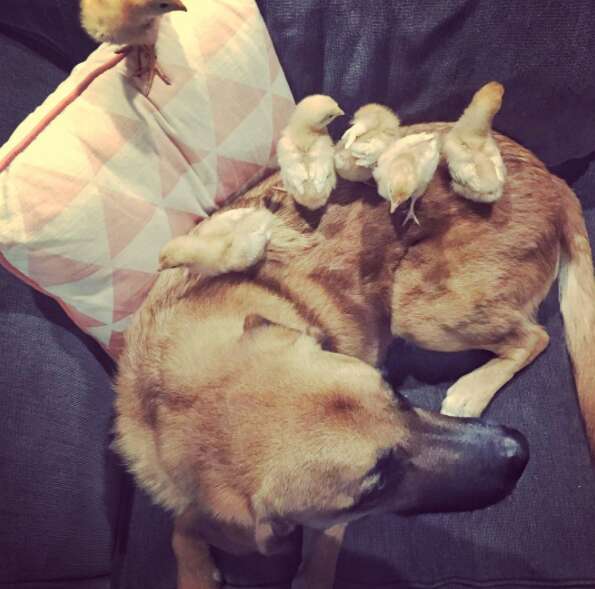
{"left": 558, "top": 178, "right": 595, "bottom": 456}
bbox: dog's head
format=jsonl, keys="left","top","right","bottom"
{"left": 165, "top": 314, "right": 528, "bottom": 555}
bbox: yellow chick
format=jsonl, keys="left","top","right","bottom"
{"left": 80, "top": 0, "right": 187, "bottom": 95}
{"left": 277, "top": 95, "right": 344, "bottom": 210}
{"left": 443, "top": 82, "right": 506, "bottom": 203}
{"left": 334, "top": 103, "right": 401, "bottom": 182}
{"left": 158, "top": 208, "right": 274, "bottom": 275}
{"left": 333, "top": 144, "right": 373, "bottom": 182}
{"left": 373, "top": 132, "right": 440, "bottom": 225}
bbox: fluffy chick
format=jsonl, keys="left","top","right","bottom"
{"left": 443, "top": 82, "right": 506, "bottom": 203}
{"left": 373, "top": 132, "right": 440, "bottom": 225}
{"left": 158, "top": 208, "right": 274, "bottom": 275}
{"left": 80, "top": 0, "right": 187, "bottom": 95}
{"left": 333, "top": 144, "right": 373, "bottom": 182}
{"left": 277, "top": 95, "right": 344, "bottom": 210}
{"left": 337, "top": 103, "right": 401, "bottom": 176}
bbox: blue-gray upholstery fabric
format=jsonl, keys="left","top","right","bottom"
{"left": 0, "top": 263, "right": 123, "bottom": 583}
{"left": 1, "top": 581, "right": 111, "bottom": 589}
{"left": 257, "top": 0, "right": 595, "bottom": 168}
{"left": 0, "top": 0, "right": 97, "bottom": 72}
{"left": 2, "top": 1, "right": 595, "bottom": 588}
{"left": 0, "top": 34, "right": 68, "bottom": 149}
{"left": 118, "top": 487, "right": 176, "bottom": 589}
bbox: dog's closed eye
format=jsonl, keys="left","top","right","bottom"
{"left": 358, "top": 450, "right": 391, "bottom": 495}
{"left": 366, "top": 449, "right": 394, "bottom": 483}
{"left": 354, "top": 448, "right": 407, "bottom": 511}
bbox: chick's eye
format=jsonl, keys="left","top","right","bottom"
{"left": 159, "top": 2, "right": 169, "bottom": 8}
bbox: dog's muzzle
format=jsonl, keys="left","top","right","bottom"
{"left": 383, "top": 408, "right": 529, "bottom": 515}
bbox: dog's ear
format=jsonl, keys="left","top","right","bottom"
{"left": 304, "top": 325, "right": 326, "bottom": 346}
{"left": 243, "top": 313, "right": 275, "bottom": 332}
{"left": 243, "top": 314, "right": 326, "bottom": 347}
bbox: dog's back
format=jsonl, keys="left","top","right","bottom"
{"left": 114, "top": 123, "right": 595, "bottom": 517}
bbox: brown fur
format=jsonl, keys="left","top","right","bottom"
{"left": 558, "top": 177, "right": 595, "bottom": 447}
{"left": 114, "top": 122, "right": 595, "bottom": 588}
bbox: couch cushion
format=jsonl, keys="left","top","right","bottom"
{"left": 2, "top": 581, "right": 110, "bottom": 589}
{"left": 0, "top": 33, "right": 68, "bottom": 146}
{"left": 119, "top": 487, "right": 177, "bottom": 589}
{"left": 0, "top": 264, "right": 124, "bottom": 583}
{"left": 0, "top": 0, "right": 96, "bottom": 70}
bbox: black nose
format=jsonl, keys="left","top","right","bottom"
{"left": 497, "top": 426, "right": 529, "bottom": 481}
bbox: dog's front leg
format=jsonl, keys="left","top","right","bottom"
{"left": 173, "top": 513, "right": 221, "bottom": 589}
{"left": 292, "top": 524, "right": 346, "bottom": 589}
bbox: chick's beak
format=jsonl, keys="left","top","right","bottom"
{"left": 390, "top": 194, "right": 407, "bottom": 214}
{"left": 168, "top": 0, "right": 187, "bottom": 12}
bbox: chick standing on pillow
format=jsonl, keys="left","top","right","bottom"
{"left": 80, "top": 0, "right": 187, "bottom": 96}
{"left": 277, "top": 95, "right": 344, "bottom": 210}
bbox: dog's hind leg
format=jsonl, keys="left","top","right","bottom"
{"left": 441, "top": 322, "right": 549, "bottom": 418}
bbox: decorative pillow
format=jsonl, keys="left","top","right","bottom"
{"left": 0, "top": 0, "right": 294, "bottom": 358}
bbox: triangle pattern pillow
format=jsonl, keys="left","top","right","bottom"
{"left": 0, "top": 0, "right": 294, "bottom": 358}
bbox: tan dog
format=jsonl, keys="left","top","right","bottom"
{"left": 114, "top": 122, "right": 595, "bottom": 588}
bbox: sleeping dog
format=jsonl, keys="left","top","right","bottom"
{"left": 114, "top": 123, "right": 595, "bottom": 588}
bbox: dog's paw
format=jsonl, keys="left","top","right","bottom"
{"left": 441, "top": 384, "right": 487, "bottom": 418}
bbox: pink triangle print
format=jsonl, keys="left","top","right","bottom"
{"left": 215, "top": 156, "right": 264, "bottom": 206}
{"left": 198, "top": 2, "right": 255, "bottom": 61}
{"left": 159, "top": 156, "right": 190, "bottom": 199}
{"left": 27, "top": 251, "right": 102, "bottom": 287}
{"left": 267, "top": 41, "right": 281, "bottom": 84}
{"left": 14, "top": 165, "right": 88, "bottom": 236}
{"left": 159, "top": 139, "right": 208, "bottom": 198}
{"left": 0, "top": 0, "right": 297, "bottom": 364}
{"left": 149, "top": 64, "right": 196, "bottom": 107}
{"left": 175, "top": 140, "right": 209, "bottom": 166}
{"left": 73, "top": 110, "right": 141, "bottom": 176}
{"left": 271, "top": 94, "right": 295, "bottom": 158}
{"left": 165, "top": 208, "right": 203, "bottom": 236}
{"left": 108, "top": 331, "right": 126, "bottom": 357}
{"left": 226, "top": 1, "right": 258, "bottom": 21}
{"left": 101, "top": 187, "right": 157, "bottom": 258}
{"left": 199, "top": 21, "right": 238, "bottom": 61}
{"left": 63, "top": 304, "right": 106, "bottom": 331}
{"left": 206, "top": 76, "right": 266, "bottom": 146}
{"left": 112, "top": 268, "right": 157, "bottom": 323}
